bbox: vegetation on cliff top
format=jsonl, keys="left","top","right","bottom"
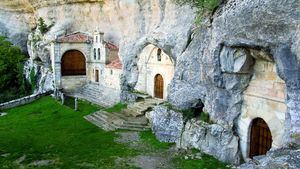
{"left": 0, "top": 36, "right": 31, "bottom": 103}
{"left": 173, "top": 0, "right": 221, "bottom": 24}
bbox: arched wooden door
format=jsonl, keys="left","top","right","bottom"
{"left": 154, "top": 74, "right": 164, "bottom": 99}
{"left": 61, "top": 50, "right": 86, "bottom": 76}
{"left": 249, "top": 118, "right": 272, "bottom": 158}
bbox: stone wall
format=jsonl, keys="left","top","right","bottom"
{"left": 61, "top": 76, "right": 87, "bottom": 92}
{"left": 0, "top": 92, "right": 50, "bottom": 110}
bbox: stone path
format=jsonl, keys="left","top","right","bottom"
{"left": 114, "top": 131, "right": 177, "bottom": 169}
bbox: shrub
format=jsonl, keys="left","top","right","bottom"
{"left": 173, "top": 0, "right": 221, "bottom": 24}
{"left": 0, "top": 36, "right": 31, "bottom": 103}
{"left": 30, "top": 68, "right": 37, "bottom": 92}
{"left": 38, "top": 17, "right": 54, "bottom": 34}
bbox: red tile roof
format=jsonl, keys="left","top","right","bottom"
{"left": 106, "top": 58, "right": 122, "bottom": 70}
{"left": 105, "top": 42, "right": 119, "bottom": 51}
{"left": 56, "top": 32, "right": 91, "bottom": 43}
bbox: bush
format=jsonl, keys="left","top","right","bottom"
{"left": 0, "top": 36, "right": 31, "bottom": 103}
{"left": 30, "top": 68, "right": 37, "bottom": 92}
{"left": 173, "top": 0, "right": 221, "bottom": 24}
{"left": 38, "top": 17, "right": 54, "bottom": 34}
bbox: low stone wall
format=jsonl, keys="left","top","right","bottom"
{"left": 0, "top": 92, "right": 50, "bottom": 110}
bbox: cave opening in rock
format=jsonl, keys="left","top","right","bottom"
{"left": 191, "top": 99, "right": 205, "bottom": 118}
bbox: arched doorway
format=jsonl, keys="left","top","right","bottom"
{"left": 61, "top": 50, "right": 86, "bottom": 76}
{"left": 249, "top": 118, "right": 272, "bottom": 158}
{"left": 154, "top": 74, "right": 164, "bottom": 99}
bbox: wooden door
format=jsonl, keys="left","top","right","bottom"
{"left": 61, "top": 50, "right": 86, "bottom": 76}
{"left": 154, "top": 74, "right": 164, "bottom": 99}
{"left": 249, "top": 118, "right": 272, "bottom": 158}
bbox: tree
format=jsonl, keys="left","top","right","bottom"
{"left": 0, "top": 36, "right": 31, "bottom": 103}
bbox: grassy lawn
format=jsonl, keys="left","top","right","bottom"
{"left": 0, "top": 96, "right": 136, "bottom": 168}
{"left": 0, "top": 96, "right": 230, "bottom": 169}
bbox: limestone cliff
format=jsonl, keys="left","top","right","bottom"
{"left": 0, "top": 0, "right": 299, "bottom": 166}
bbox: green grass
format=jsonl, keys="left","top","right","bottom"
{"left": 105, "top": 102, "right": 127, "bottom": 113}
{"left": 140, "top": 131, "right": 174, "bottom": 150}
{"left": 0, "top": 96, "right": 230, "bottom": 169}
{"left": 173, "top": 154, "right": 230, "bottom": 169}
{"left": 0, "top": 96, "right": 136, "bottom": 168}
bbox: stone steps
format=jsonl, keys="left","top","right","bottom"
{"left": 123, "top": 98, "right": 163, "bottom": 117}
{"left": 84, "top": 110, "right": 150, "bottom": 131}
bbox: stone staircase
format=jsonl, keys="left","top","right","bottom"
{"left": 123, "top": 98, "right": 163, "bottom": 117}
{"left": 84, "top": 111, "right": 151, "bottom": 131}
{"left": 84, "top": 97, "right": 163, "bottom": 131}
{"left": 68, "top": 83, "right": 120, "bottom": 107}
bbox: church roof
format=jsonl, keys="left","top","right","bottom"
{"left": 106, "top": 58, "right": 122, "bottom": 70}
{"left": 105, "top": 42, "right": 119, "bottom": 51}
{"left": 56, "top": 32, "right": 91, "bottom": 43}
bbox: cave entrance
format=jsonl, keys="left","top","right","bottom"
{"left": 191, "top": 100, "right": 205, "bottom": 117}
{"left": 249, "top": 118, "right": 272, "bottom": 158}
{"left": 61, "top": 50, "right": 86, "bottom": 76}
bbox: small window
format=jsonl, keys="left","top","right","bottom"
{"left": 101, "top": 70, "right": 103, "bottom": 75}
{"left": 94, "top": 48, "right": 97, "bottom": 60}
{"left": 96, "top": 36, "right": 98, "bottom": 43}
{"left": 157, "top": 49, "right": 162, "bottom": 61}
{"left": 110, "top": 69, "right": 113, "bottom": 75}
{"left": 98, "top": 48, "right": 101, "bottom": 60}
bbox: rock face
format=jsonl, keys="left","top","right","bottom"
{"left": 0, "top": 0, "right": 299, "bottom": 166}
{"left": 147, "top": 106, "right": 184, "bottom": 142}
{"left": 147, "top": 105, "right": 240, "bottom": 164}
{"left": 239, "top": 148, "right": 300, "bottom": 169}
{"left": 177, "top": 119, "right": 240, "bottom": 165}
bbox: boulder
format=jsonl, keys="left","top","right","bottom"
{"left": 147, "top": 106, "right": 184, "bottom": 142}
{"left": 177, "top": 119, "right": 240, "bottom": 165}
{"left": 239, "top": 148, "right": 300, "bottom": 169}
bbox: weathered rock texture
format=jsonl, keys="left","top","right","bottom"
{"left": 177, "top": 119, "right": 240, "bottom": 164}
{"left": 147, "top": 106, "right": 184, "bottom": 142}
{"left": 147, "top": 105, "right": 240, "bottom": 164}
{"left": 239, "top": 148, "right": 300, "bottom": 169}
{"left": 0, "top": 0, "right": 299, "bottom": 166}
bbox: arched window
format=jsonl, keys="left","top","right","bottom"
{"left": 61, "top": 50, "right": 86, "bottom": 76}
{"left": 94, "top": 48, "right": 97, "bottom": 60}
{"left": 98, "top": 48, "right": 101, "bottom": 60}
{"left": 157, "top": 49, "right": 162, "bottom": 61}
